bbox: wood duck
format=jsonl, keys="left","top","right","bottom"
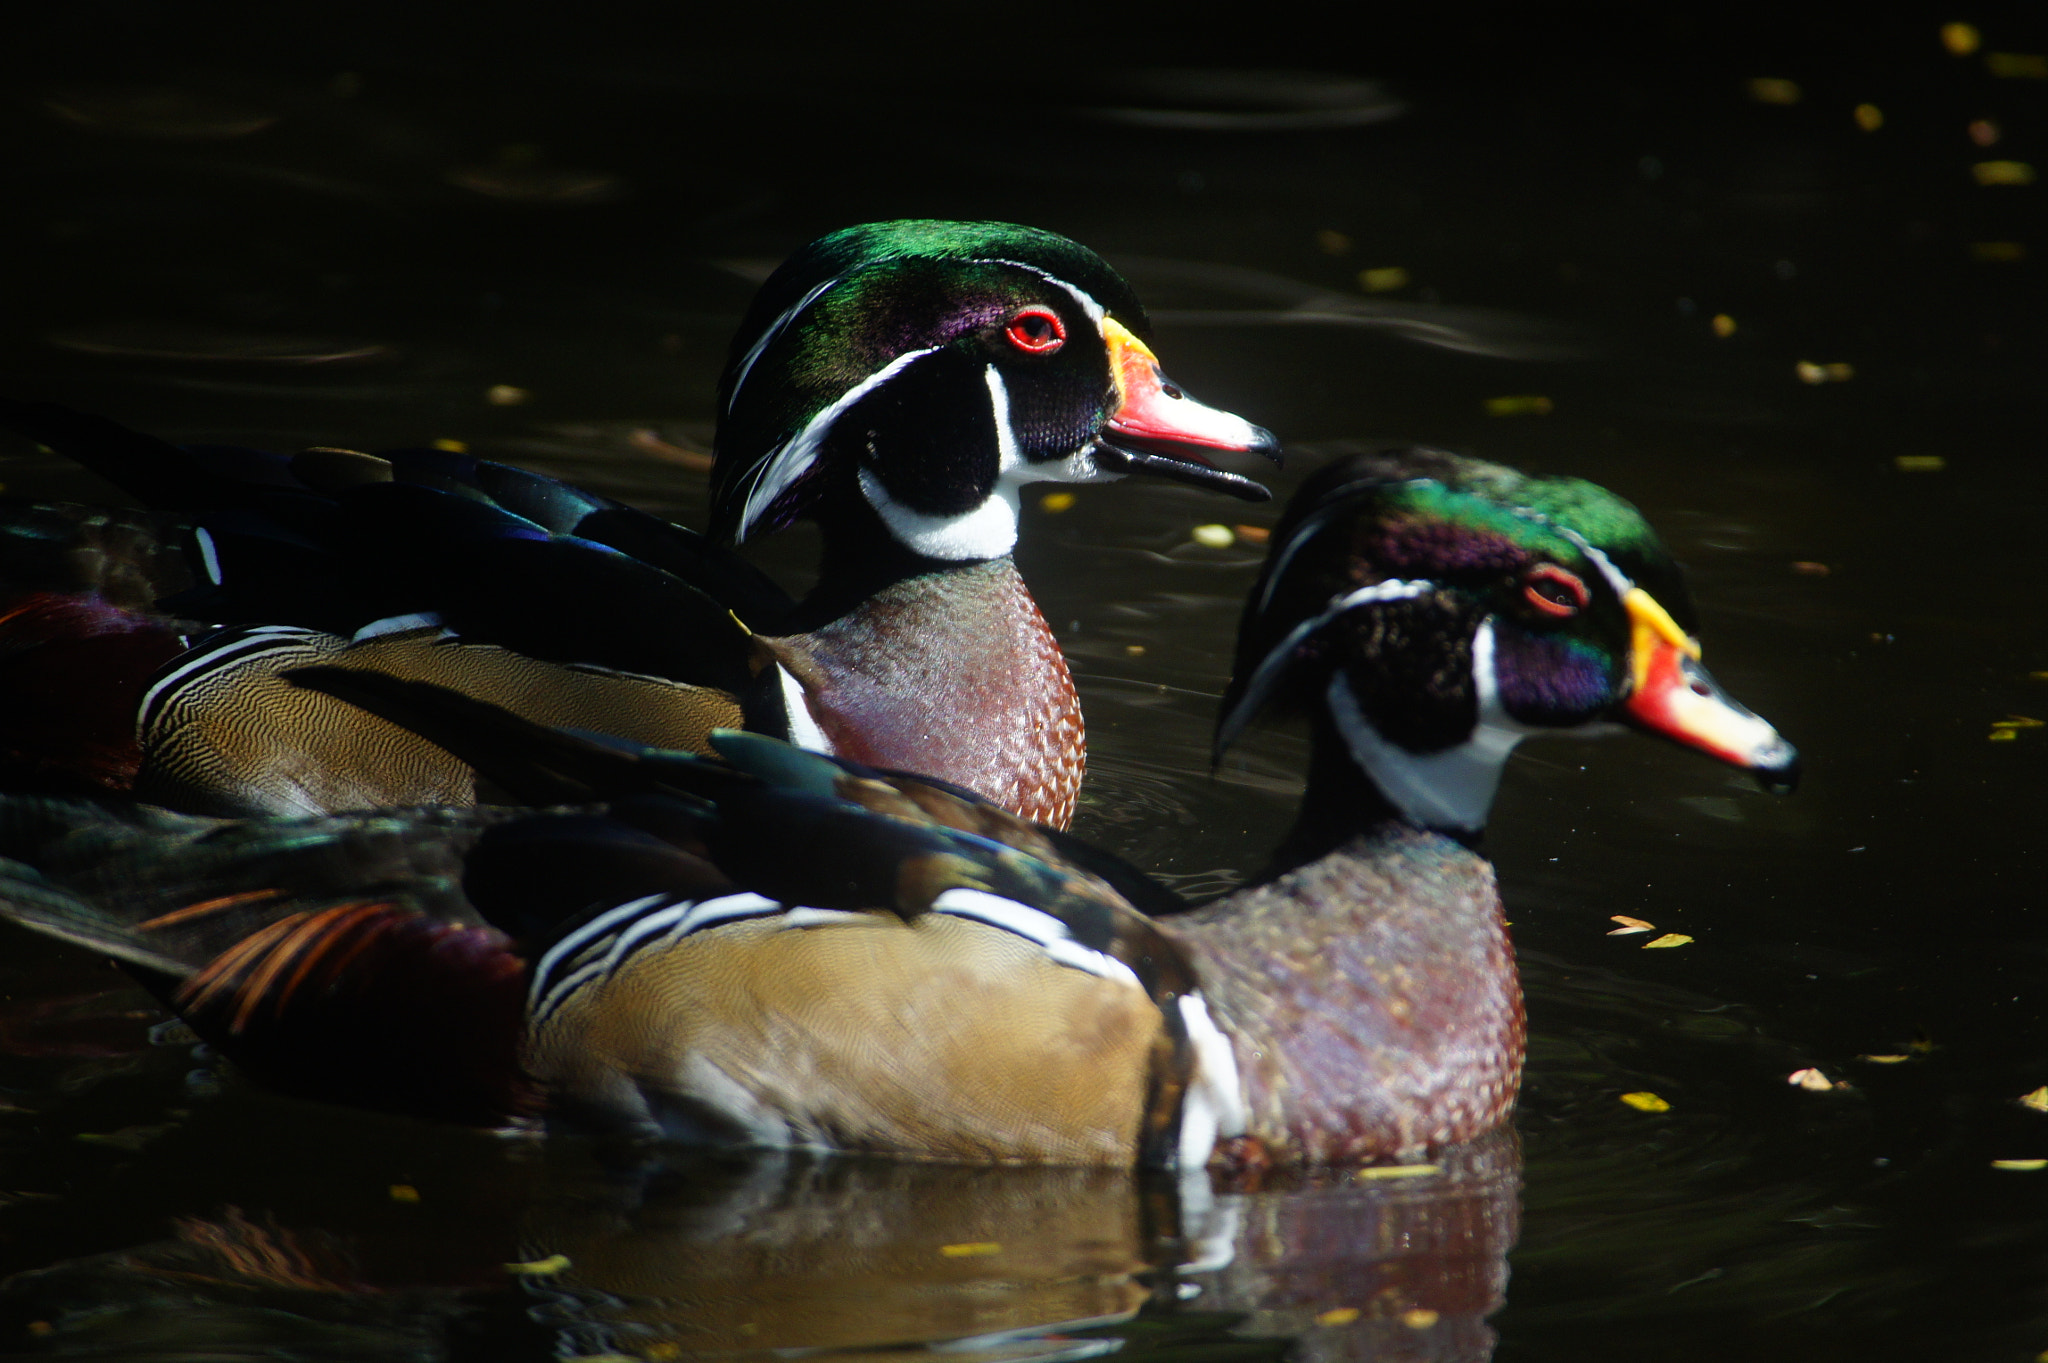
{"left": 0, "top": 220, "right": 1277, "bottom": 829}
{"left": 0, "top": 449, "right": 1796, "bottom": 1167}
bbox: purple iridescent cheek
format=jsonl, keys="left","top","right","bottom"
{"left": 1491, "top": 625, "right": 1618, "bottom": 726}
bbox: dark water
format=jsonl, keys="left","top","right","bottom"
{"left": 2, "top": 9, "right": 2045, "bottom": 1360}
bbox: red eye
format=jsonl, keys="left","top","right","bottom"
{"left": 1523, "top": 564, "right": 1590, "bottom": 618}
{"left": 1004, "top": 306, "right": 1066, "bottom": 354}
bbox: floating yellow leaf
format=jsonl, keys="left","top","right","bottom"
{"left": 1317, "top": 1308, "right": 1362, "bottom": 1326}
{"left": 1234, "top": 523, "right": 1271, "bottom": 544}
{"left": 1608, "top": 915, "right": 1655, "bottom": 935}
{"left": 1992, "top": 1159, "right": 2048, "bottom": 1171}
{"left": 1972, "top": 242, "right": 2028, "bottom": 262}
{"left": 1711, "top": 313, "right": 1737, "bottom": 337}
{"left": 1643, "top": 933, "right": 1693, "bottom": 949}
{"left": 1358, "top": 266, "right": 1409, "bottom": 292}
{"left": 1191, "top": 524, "right": 1235, "bottom": 548}
{"left": 503, "top": 1254, "right": 571, "bottom": 1276}
{"left": 1987, "top": 52, "right": 2048, "bottom": 79}
{"left": 939, "top": 1242, "right": 1002, "bottom": 1258}
{"left": 1402, "top": 1309, "right": 1441, "bottom": 1329}
{"left": 1748, "top": 77, "right": 1802, "bottom": 105}
{"left": 1993, "top": 716, "right": 2044, "bottom": 729}
{"left": 1895, "top": 455, "right": 1946, "bottom": 472}
{"left": 1796, "top": 360, "right": 1855, "bottom": 384}
{"left": 1942, "top": 22, "right": 1981, "bottom": 56}
{"left": 432, "top": 438, "right": 468, "bottom": 454}
{"left": 1790, "top": 561, "right": 1831, "bottom": 576}
{"left": 1787, "top": 1068, "right": 1837, "bottom": 1092}
{"left": 1124, "top": 644, "right": 1146, "bottom": 656}
{"left": 1354, "top": 1163, "right": 1440, "bottom": 1181}
{"left": 485, "top": 384, "right": 530, "bottom": 406}
{"left": 1316, "top": 229, "right": 1352, "bottom": 256}
{"left": 1853, "top": 103, "right": 1884, "bottom": 132}
{"left": 388, "top": 1184, "right": 421, "bottom": 1204}
{"left": 1620, "top": 1091, "right": 1671, "bottom": 1113}
{"left": 1484, "top": 395, "right": 1553, "bottom": 417}
{"left": 1858, "top": 1054, "right": 1910, "bottom": 1065}
{"left": 1973, "top": 161, "right": 2037, "bottom": 186}
{"left": 2019, "top": 1088, "right": 2048, "bottom": 1113}
{"left": 1991, "top": 730, "right": 2018, "bottom": 742}
{"left": 1040, "top": 491, "right": 1075, "bottom": 512}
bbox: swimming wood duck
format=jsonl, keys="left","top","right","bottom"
{"left": 0, "top": 221, "right": 1277, "bottom": 829}
{"left": 0, "top": 449, "right": 1796, "bottom": 1166}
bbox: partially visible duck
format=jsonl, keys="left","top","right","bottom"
{"left": 0, "top": 220, "right": 1276, "bottom": 828}
{"left": 0, "top": 449, "right": 1795, "bottom": 1165}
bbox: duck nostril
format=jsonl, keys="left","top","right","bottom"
{"left": 1162, "top": 382, "right": 1184, "bottom": 400}
{"left": 1690, "top": 680, "right": 1712, "bottom": 697}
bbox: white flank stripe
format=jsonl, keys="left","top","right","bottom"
{"left": 529, "top": 893, "right": 674, "bottom": 1002}
{"left": 777, "top": 662, "right": 835, "bottom": 753}
{"left": 736, "top": 345, "right": 942, "bottom": 542}
{"left": 194, "top": 526, "right": 223, "bottom": 585}
{"left": 138, "top": 630, "right": 319, "bottom": 735}
{"left": 932, "top": 888, "right": 1139, "bottom": 987}
{"left": 351, "top": 611, "right": 445, "bottom": 642}
{"left": 777, "top": 907, "right": 870, "bottom": 929}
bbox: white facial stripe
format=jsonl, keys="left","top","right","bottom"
{"left": 982, "top": 258, "right": 1106, "bottom": 325}
{"left": 1560, "top": 528, "right": 1635, "bottom": 598}
{"left": 984, "top": 364, "right": 1021, "bottom": 472}
{"left": 735, "top": 344, "right": 943, "bottom": 542}
{"left": 1215, "top": 579, "right": 1436, "bottom": 754}
{"left": 725, "top": 277, "right": 838, "bottom": 417}
{"left": 776, "top": 662, "right": 835, "bottom": 753}
{"left": 1326, "top": 618, "right": 1532, "bottom": 835}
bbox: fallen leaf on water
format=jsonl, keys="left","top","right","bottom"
{"left": 1711, "top": 313, "right": 1737, "bottom": 337}
{"left": 1620, "top": 1092, "right": 1671, "bottom": 1113}
{"left": 1973, "top": 161, "right": 2037, "bottom": 186}
{"left": 1317, "top": 1308, "right": 1361, "bottom": 1326}
{"left": 503, "top": 1254, "right": 571, "bottom": 1276}
{"left": 431, "top": 438, "right": 467, "bottom": 454}
{"left": 1972, "top": 242, "right": 2028, "bottom": 263}
{"left": 939, "top": 1242, "right": 1002, "bottom": 1258}
{"left": 1233, "top": 523, "right": 1271, "bottom": 544}
{"left": 1402, "top": 1309, "right": 1441, "bottom": 1329}
{"left": 1987, "top": 52, "right": 2048, "bottom": 80}
{"left": 1858, "top": 1054, "right": 1910, "bottom": 1065}
{"left": 1895, "top": 455, "right": 1946, "bottom": 472}
{"left": 388, "top": 1184, "right": 420, "bottom": 1204}
{"left": 627, "top": 428, "right": 715, "bottom": 473}
{"left": 1358, "top": 266, "right": 1409, "bottom": 292}
{"left": 1316, "top": 229, "right": 1352, "bottom": 256}
{"left": 1992, "top": 1159, "right": 2048, "bottom": 1171}
{"left": 2019, "top": 1088, "right": 2048, "bottom": 1113}
{"left": 1943, "top": 23, "right": 1981, "bottom": 56}
{"left": 1191, "top": 524, "right": 1235, "bottom": 548}
{"left": 1354, "top": 1163, "right": 1440, "bottom": 1181}
{"left": 1796, "top": 360, "right": 1855, "bottom": 384}
{"left": 1748, "top": 77, "right": 1802, "bottom": 105}
{"left": 1993, "top": 716, "right": 2044, "bottom": 728}
{"left": 485, "top": 384, "right": 529, "bottom": 406}
{"left": 1791, "top": 561, "right": 1830, "bottom": 576}
{"left": 1853, "top": 103, "right": 1884, "bottom": 132}
{"left": 1484, "top": 394, "right": 1552, "bottom": 417}
{"left": 1787, "top": 1068, "right": 1838, "bottom": 1092}
{"left": 1643, "top": 933, "right": 1693, "bottom": 949}
{"left": 1608, "top": 915, "right": 1655, "bottom": 935}
{"left": 1040, "top": 491, "right": 1076, "bottom": 512}
{"left": 1970, "top": 119, "right": 2001, "bottom": 146}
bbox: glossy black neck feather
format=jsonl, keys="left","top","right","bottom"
{"left": 782, "top": 467, "right": 990, "bottom": 632}
{"left": 1254, "top": 709, "right": 1479, "bottom": 884}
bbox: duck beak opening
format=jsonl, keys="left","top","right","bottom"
{"left": 1097, "top": 318, "right": 1280, "bottom": 502}
{"left": 1622, "top": 588, "right": 1799, "bottom": 792}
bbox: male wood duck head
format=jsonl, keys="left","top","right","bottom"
{"left": 0, "top": 449, "right": 1795, "bottom": 1170}
{"left": 0, "top": 221, "right": 1276, "bottom": 828}
{"left": 709, "top": 219, "right": 1275, "bottom": 576}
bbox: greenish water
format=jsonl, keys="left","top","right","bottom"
{"left": 2, "top": 9, "right": 2045, "bottom": 1360}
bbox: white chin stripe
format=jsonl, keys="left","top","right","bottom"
{"left": 1326, "top": 618, "right": 1532, "bottom": 835}
{"left": 858, "top": 465, "right": 1021, "bottom": 561}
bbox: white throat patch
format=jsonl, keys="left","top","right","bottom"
{"left": 1326, "top": 617, "right": 1535, "bottom": 834}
